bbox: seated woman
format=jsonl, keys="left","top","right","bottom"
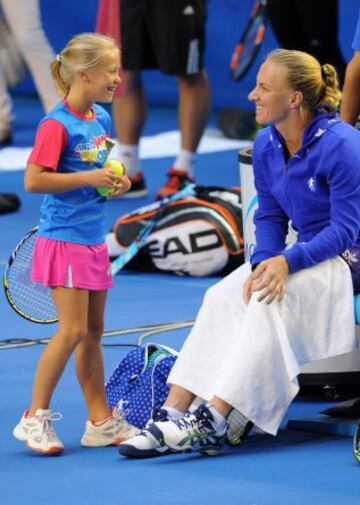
{"left": 119, "top": 48, "right": 360, "bottom": 458}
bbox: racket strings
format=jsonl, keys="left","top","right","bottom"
{"left": 6, "top": 232, "right": 57, "bottom": 322}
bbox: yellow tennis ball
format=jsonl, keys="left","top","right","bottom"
{"left": 97, "top": 160, "right": 125, "bottom": 197}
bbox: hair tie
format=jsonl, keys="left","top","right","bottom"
{"left": 56, "top": 54, "right": 62, "bottom": 63}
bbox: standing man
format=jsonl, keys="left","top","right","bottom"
{"left": 112, "top": 0, "right": 211, "bottom": 199}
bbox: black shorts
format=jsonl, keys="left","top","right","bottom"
{"left": 120, "top": 0, "right": 207, "bottom": 75}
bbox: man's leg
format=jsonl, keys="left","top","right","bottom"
{"left": 156, "top": 70, "right": 211, "bottom": 199}
{"left": 176, "top": 70, "right": 211, "bottom": 161}
{"left": 112, "top": 70, "right": 148, "bottom": 197}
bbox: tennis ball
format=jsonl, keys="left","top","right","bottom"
{"left": 97, "top": 160, "right": 125, "bottom": 197}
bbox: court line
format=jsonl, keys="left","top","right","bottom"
{"left": 0, "top": 320, "right": 195, "bottom": 350}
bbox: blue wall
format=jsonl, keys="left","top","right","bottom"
{"left": 12, "top": 0, "right": 359, "bottom": 111}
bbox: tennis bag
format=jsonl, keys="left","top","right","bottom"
{"left": 105, "top": 343, "right": 178, "bottom": 429}
{"left": 109, "top": 185, "right": 244, "bottom": 276}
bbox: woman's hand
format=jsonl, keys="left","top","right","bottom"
{"left": 243, "top": 255, "right": 289, "bottom": 305}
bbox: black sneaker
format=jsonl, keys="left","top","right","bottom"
{"left": 0, "top": 130, "right": 13, "bottom": 147}
{"left": 121, "top": 171, "right": 148, "bottom": 198}
{"left": 118, "top": 408, "right": 174, "bottom": 458}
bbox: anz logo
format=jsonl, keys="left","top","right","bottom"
{"left": 145, "top": 229, "right": 222, "bottom": 258}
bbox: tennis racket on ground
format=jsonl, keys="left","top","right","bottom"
{"left": 3, "top": 184, "right": 196, "bottom": 324}
{"left": 110, "top": 183, "right": 196, "bottom": 275}
{"left": 230, "top": 0, "right": 268, "bottom": 81}
{"left": 3, "top": 226, "right": 58, "bottom": 324}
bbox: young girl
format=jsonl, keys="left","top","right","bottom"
{"left": 13, "top": 33, "right": 138, "bottom": 455}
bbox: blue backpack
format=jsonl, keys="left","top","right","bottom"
{"left": 105, "top": 343, "right": 178, "bottom": 429}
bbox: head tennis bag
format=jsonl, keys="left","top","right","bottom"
{"left": 106, "top": 343, "right": 177, "bottom": 429}
{"left": 108, "top": 185, "right": 244, "bottom": 276}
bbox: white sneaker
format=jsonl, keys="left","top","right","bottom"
{"left": 81, "top": 408, "right": 140, "bottom": 447}
{"left": 153, "top": 404, "right": 227, "bottom": 454}
{"left": 13, "top": 409, "right": 64, "bottom": 455}
{"left": 118, "top": 408, "right": 174, "bottom": 458}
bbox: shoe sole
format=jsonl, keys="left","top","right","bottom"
{"left": 26, "top": 441, "right": 64, "bottom": 455}
{"left": 118, "top": 443, "right": 173, "bottom": 458}
{"left": 81, "top": 435, "right": 127, "bottom": 447}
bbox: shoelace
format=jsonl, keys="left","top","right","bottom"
{"left": 116, "top": 403, "right": 131, "bottom": 420}
{"left": 35, "top": 412, "right": 62, "bottom": 442}
{"left": 174, "top": 405, "right": 214, "bottom": 432}
{"left": 112, "top": 409, "right": 134, "bottom": 430}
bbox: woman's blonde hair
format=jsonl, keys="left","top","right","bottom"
{"left": 50, "top": 33, "right": 119, "bottom": 95}
{"left": 266, "top": 49, "right": 341, "bottom": 112}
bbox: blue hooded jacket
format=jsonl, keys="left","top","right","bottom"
{"left": 251, "top": 111, "right": 360, "bottom": 273}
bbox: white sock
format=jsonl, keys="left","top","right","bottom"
{"left": 162, "top": 406, "right": 184, "bottom": 420}
{"left": 118, "top": 143, "right": 141, "bottom": 178}
{"left": 207, "top": 405, "right": 227, "bottom": 431}
{"left": 173, "top": 149, "right": 196, "bottom": 176}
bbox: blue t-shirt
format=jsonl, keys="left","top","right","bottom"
{"left": 31, "top": 100, "right": 111, "bottom": 245}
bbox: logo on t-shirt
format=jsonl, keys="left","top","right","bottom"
{"left": 75, "top": 134, "right": 108, "bottom": 165}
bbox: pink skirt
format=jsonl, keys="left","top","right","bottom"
{"left": 31, "top": 236, "right": 114, "bottom": 290}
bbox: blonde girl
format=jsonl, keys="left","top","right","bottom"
{"left": 13, "top": 33, "right": 137, "bottom": 455}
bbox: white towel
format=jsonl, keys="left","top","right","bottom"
{"left": 168, "top": 257, "right": 356, "bottom": 435}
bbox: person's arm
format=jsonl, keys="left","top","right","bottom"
{"left": 243, "top": 136, "right": 290, "bottom": 305}
{"left": 283, "top": 137, "right": 360, "bottom": 273}
{"left": 340, "top": 51, "right": 360, "bottom": 125}
{"left": 250, "top": 142, "right": 289, "bottom": 268}
{"left": 24, "top": 118, "right": 124, "bottom": 194}
{"left": 25, "top": 162, "right": 122, "bottom": 194}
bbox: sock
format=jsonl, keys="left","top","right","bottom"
{"left": 207, "top": 405, "right": 227, "bottom": 431}
{"left": 173, "top": 149, "right": 196, "bottom": 176}
{"left": 118, "top": 143, "right": 141, "bottom": 178}
{"left": 162, "top": 406, "right": 184, "bottom": 420}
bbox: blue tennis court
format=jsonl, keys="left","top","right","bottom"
{"left": 1, "top": 92, "right": 360, "bottom": 505}
{"left": 2, "top": 0, "right": 360, "bottom": 500}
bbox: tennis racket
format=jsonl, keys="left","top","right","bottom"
{"left": 110, "top": 183, "right": 196, "bottom": 275}
{"left": 3, "top": 226, "right": 57, "bottom": 324}
{"left": 230, "top": 0, "right": 268, "bottom": 81}
{"left": 3, "top": 184, "right": 196, "bottom": 324}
